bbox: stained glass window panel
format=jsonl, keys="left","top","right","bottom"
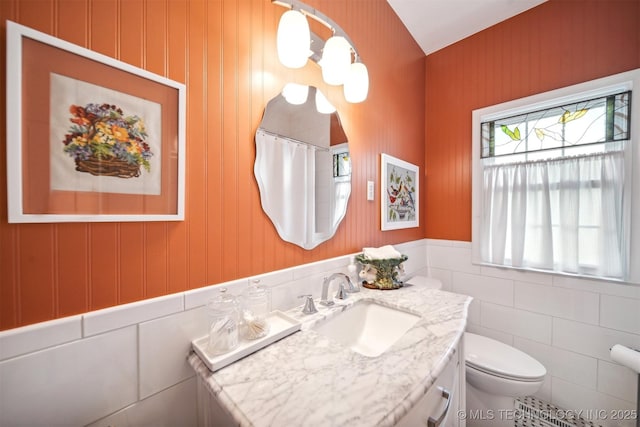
{"left": 481, "top": 91, "right": 631, "bottom": 158}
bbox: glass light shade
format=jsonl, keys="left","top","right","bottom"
{"left": 277, "top": 10, "right": 310, "bottom": 69}
{"left": 315, "top": 89, "right": 336, "bottom": 114}
{"left": 321, "top": 36, "right": 352, "bottom": 86}
{"left": 344, "top": 62, "right": 369, "bottom": 103}
{"left": 282, "top": 83, "right": 309, "bottom": 105}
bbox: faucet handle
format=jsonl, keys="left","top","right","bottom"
{"left": 344, "top": 276, "right": 359, "bottom": 293}
{"left": 335, "top": 283, "right": 348, "bottom": 300}
{"left": 298, "top": 294, "right": 318, "bottom": 314}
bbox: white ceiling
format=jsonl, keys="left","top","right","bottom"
{"left": 386, "top": 0, "right": 548, "bottom": 55}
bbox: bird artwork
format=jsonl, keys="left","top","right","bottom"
{"left": 386, "top": 166, "right": 416, "bottom": 221}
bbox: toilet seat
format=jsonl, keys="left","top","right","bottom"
{"left": 464, "top": 333, "right": 546, "bottom": 382}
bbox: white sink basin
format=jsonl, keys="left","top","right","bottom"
{"left": 313, "top": 300, "right": 420, "bottom": 357}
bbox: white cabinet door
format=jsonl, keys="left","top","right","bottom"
{"left": 396, "top": 346, "right": 460, "bottom": 427}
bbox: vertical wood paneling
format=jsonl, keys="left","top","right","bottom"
{"left": 167, "top": 0, "right": 187, "bottom": 83}
{"left": 16, "top": 0, "right": 53, "bottom": 33}
{"left": 119, "top": 0, "right": 143, "bottom": 67}
{"left": 10, "top": 1, "right": 56, "bottom": 326}
{"left": 18, "top": 226, "right": 55, "bottom": 324}
{"left": 119, "top": 223, "right": 144, "bottom": 303}
{"left": 1, "top": 0, "right": 425, "bottom": 330}
{"left": 144, "top": 0, "right": 166, "bottom": 76}
{"left": 249, "top": 0, "right": 266, "bottom": 276}
{"left": 205, "top": 0, "right": 223, "bottom": 286}
{"left": 56, "top": 224, "right": 89, "bottom": 317}
{"left": 89, "top": 0, "right": 117, "bottom": 57}
{"left": 186, "top": 0, "right": 207, "bottom": 288}
{"left": 425, "top": 0, "right": 640, "bottom": 242}
{"left": 0, "top": 2, "right": 16, "bottom": 327}
{"left": 144, "top": 223, "right": 167, "bottom": 297}
{"left": 89, "top": 224, "right": 118, "bottom": 310}
{"left": 0, "top": 227, "right": 17, "bottom": 326}
{"left": 57, "top": 0, "right": 88, "bottom": 46}
{"left": 167, "top": 222, "right": 188, "bottom": 294}
{"left": 236, "top": 0, "right": 254, "bottom": 280}
{"left": 221, "top": 1, "right": 239, "bottom": 281}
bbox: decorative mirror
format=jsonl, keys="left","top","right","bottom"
{"left": 254, "top": 85, "right": 351, "bottom": 249}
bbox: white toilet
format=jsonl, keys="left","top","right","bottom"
{"left": 464, "top": 332, "right": 546, "bottom": 427}
{"left": 405, "top": 276, "right": 547, "bottom": 426}
{"left": 406, "top": 276, "right": 547, "bottom": 427}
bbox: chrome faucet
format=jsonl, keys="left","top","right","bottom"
{"left": 320, "top": 273, "right": 356, "bottom": 306}
{"left": 298, "top": 294, "right": 318, "bottom": 314}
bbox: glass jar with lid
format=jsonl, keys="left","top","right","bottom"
{"left": 240, "top": 279, "right": 271, "bottom": 340}
{"left": 206, "top": 288, "right": 240, "bottom": 355}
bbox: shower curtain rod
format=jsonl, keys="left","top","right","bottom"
{"left": 257, "top": 128, "right": 330, "bottom": 152}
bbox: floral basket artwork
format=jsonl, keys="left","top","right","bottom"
{"left": 355, "top": 253, "right": 408, "bottom": 290}
{"left": 62, "top": 103, "right": 153, "bottom": 179}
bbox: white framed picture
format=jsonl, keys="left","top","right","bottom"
{"left": 381, "top": 153, "right": 419, "bottom": 230}
{"left": 6, "top": 21, "right": 186, "bottom": 223}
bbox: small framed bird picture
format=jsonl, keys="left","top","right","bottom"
{"left": 381, "top": 153, "right": 419, "bottom": 230}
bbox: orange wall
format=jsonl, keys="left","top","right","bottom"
{"left": 0, "top": 0, "right": 425, "bottom": 330}
{"left": 425, "top": 0, "right": 640, "bottom": 241}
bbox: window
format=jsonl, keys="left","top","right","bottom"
{"left": 480, "top": 92, "right": 630, "bottom": 159}
{"left": 472, "top": 69, "right": 640, "bottom": 282}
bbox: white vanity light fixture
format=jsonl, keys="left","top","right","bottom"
{"left": 276, "top": 9, "right": 311, "bottom": 68}
{"left": 314, "top": 88, "right": 336, "bottom": 114}
{"left": 282, "top": 82, "right": 309, "bottom": 105}
{"left": 344, "top": 61, "right": 369, "bottom": 103}
{"left": 321, "top": 36, "right": 351, "bottom": 85}
{"left": 272, "top": 0, "right": 369, "bottom": 103}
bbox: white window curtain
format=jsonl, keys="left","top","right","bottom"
{"left": 480, "top": 149, "right": 627, "bottom": 279}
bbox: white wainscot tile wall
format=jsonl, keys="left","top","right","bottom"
{"left": 426, "top": 239, "right": 640, "bottom": 427}
{"left": 2, "top": 238, "right": 637, "bottom": 427}
{"left": 0, "top": 239, "right": 428, "bottom": 427}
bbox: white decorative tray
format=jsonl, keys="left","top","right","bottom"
{"left": 192, "top": 310, "right": 301, "bottom": 372}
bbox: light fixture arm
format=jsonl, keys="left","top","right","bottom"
{"left": 272, "top": 0, "right": 361, "bottom": 64}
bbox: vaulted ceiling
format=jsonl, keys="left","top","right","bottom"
{"left": 386, "top": 0, "right": 548, "bottom": 55}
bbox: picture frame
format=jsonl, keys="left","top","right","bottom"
{"left": 380, "top": 153, "right": 419, "bottom": 230}
{"left": 6, "top": 21, "right": 186, "bottom": 223}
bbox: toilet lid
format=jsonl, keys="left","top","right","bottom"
{"left": 465, "top": 333, "right": 546, "bottom": 381}
{"left": 404, "top": 276, "right": 442, "bottom": 289}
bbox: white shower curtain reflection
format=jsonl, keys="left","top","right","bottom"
{"left": 255, "top": 131, "right": 312, "bottom": 246}
{"left": 481, "top": 150, "right": 627, "bottom": 278}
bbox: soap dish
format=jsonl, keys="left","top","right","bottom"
{"left": 192, "top": 310, "right": 301, "bottom": 372}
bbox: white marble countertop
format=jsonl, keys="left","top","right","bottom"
{"left": 189, "top": 284, "right": 472, "bottom": 427}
